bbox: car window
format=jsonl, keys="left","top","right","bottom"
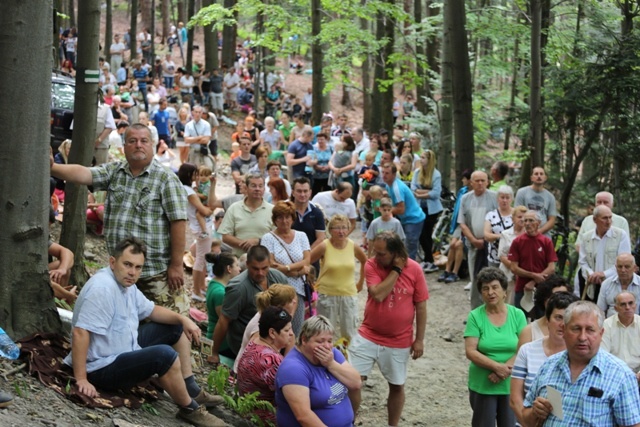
{"left": 52, "top": 81, "right": 75, "bottom": 110}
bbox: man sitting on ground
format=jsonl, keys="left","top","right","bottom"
{"left": 65, "top": 237, "right": 225, "bottom": 427}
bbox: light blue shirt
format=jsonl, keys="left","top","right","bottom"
{"left": 64, "top": 267, "right": 155, "bottom": 372}
{"left": 384, "top": 178, "right": 425, "bottom": 225}
{"left": 410, "top": 168, "right": 443, "bottom": 215}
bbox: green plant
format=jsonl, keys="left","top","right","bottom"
{"left": 13, "top": 380, "right": 28, "bottom": 398}
{"left": 141, "top": 402, "right": 160, "bottom": 416}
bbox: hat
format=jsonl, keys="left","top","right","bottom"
{"left": 520, "top": 289, "right": 535, "bottom": 312}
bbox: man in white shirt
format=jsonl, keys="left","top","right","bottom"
{"left": 577, "top": 191, "right": 630, "bottom": 251}
{"left": 223, "top": 68, "right": 240, "bottom": 110}
{"left": 602, "top": 291, "right": 640, "bottom": 379}
{"left": 597, "top": 253, "right": 640, "bottom": 317}
{"left": 109, "top": 34, "right": 126, "bottom": 72}
{"left": 184, "top": 105, "right": 213, "bottom": 169}
{"left": 311, "top": 183, "right": 358, "bottom": 234}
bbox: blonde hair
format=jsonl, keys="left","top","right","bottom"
{"left": 369, "top": 185, "right": 383, "bottom": 198}
{"left": 418, "top": 150, "right": 436, "bottom": 188}
{"left": 58, "top": 139, "right": 72, "bottom": 163}
{"left": 327, "top": 214, "right": 350, "bottom": 230}
{"left": 198, "top": 165, "right": 212, "bottom": 176}
{"left": 255, "top": 284, "right": 298, "bottom": 312}
{"left": 513, "top": 205, "right": 528, "bottom": 216}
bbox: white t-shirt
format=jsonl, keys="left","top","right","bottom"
{"left": 224, "top": 73, "right": 240, "bottom": 93}
{"left": 311, "top": 191, "right": 357, "bottom": 220}
{"left": 179, "top": 75, "right": 195, "bottom": 93}
{"left": 110, "top": 42, "right": 125, "bottom": 57}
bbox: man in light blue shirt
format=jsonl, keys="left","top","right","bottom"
{"left": 381, "top": 162, "right": 425, "bottom": 260}
{"left": 64, "top": 237, "right": 225, "bottom": 426}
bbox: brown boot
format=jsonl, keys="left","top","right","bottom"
{"left": 194, "top": 388, "right": 225, "bottom": 408}
{"left": 176, "top": 405, "right": 226, "bottom": 427}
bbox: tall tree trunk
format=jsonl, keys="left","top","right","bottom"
{"left": 203, "top": 0, "right": 219, "bottom": 71}
{"left": 371, "top": 4, "right": 395, "bottom": 133}
{"left": 360, "top": 0, "right": 372, "bottom": 131}
{"left": 130, "top": 0, "right": 138, "bottom": 61}
{"left": 105, "top": 0, "right": 113, "bottom": 63}
{"left": 162, "top": 0, "right": 171, "bottom": 42}
{"left": 0, "top": 0, "right": 62, "bottom": 339}
{"left": 151, "top": 0, "right": 157, "bottom": 61}
{"left": 311, "top": 0, "right": 324, "bottom": 125}
{"left": 439, "top": 0, "right": 453, "bottom": 188}
{"left": 68, "top": 0, "right": 75, "bottom": 28}
{"left": 503, "top": 33, "right": 520, "bottom": 150}
{"left": 448, "top": 0, "right": 475, "bottom": 175}
{"left": 177, "top": 0, "right": 187, "bottom": 24}
{"left": 529, "top": 0, "right": 543, "bottom": 169}
{"left": 54, "top": 0, "right": 63, "bottom": 67}
{"left": 221, "top": 0, "right": 237, "bottom": 68}
{"left": 186, "top": 0, "right": 195, "bottom": 72}
{"left": 141, "top": 0, "right": 152, "bottom": 34}
{"left": 59, "top": 0, "right": 102, "bottom": 288}
{"left": 341, "top": 71, "right": 353, "bottom": 110}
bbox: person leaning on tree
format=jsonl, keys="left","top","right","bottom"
{"left": 49, "top": 123, "right": 190, "bottom": 315}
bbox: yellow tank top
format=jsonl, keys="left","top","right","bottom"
{"left": 317, "top": 239, "right": 356, "bottom": 296}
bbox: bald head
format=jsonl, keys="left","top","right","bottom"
{"left": 595, "top": 192, "right": 614, "bottom": 208}
{"left": 470, "top": 170, "right": 489, "bottom": 195}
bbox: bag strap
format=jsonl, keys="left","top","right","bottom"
{"left": 269, "top": 232, "right": 308, "bottom": 283}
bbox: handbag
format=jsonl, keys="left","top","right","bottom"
{"left": 269, "top": 232, "right": 313, "bottom": 302}
{"left": 199, "top": 144, "right": 209, "bottom": 156}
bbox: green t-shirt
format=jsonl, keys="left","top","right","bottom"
{"left": 206, "top": 279, "right": 229, "bottom": 353}
{"left": 372, "top": 199, "right": 382, "bottom": 219}
{"left": 463, "top": 304, "right": 526, "bottom": 395}
{"left": 278, "top": 123, "right": 295, "bottom": 144}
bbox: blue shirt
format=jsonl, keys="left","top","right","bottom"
{"left": 287, "top": 139, "right": 312, "bottom": 178}
{"left": 133, "top": 68, "right": 148, "bottom": 89}
{"left": 450, "top": 186, "right": 469, "bottom": 234}
{"left": 151, "top": 109, "right": 171, "bottom": 135}
{"left": 64, "top": 268, "right": 155, "bottom": 372}
{"left": 292, "top": 201, "right": 325, "bottom": 247}
{"left": 524, "top": 350, "right": 640, "bottom": 427}
{"left": 384, "top": 178, "right": 426, "bottom": 225}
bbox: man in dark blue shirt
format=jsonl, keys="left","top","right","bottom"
{"left": 151, "top": 98, "right": 172, "bottom": 147}
{"left": 286, "top": 127, "right": 314, "bottom": 179}
{"left": 132, "top": 61, "right": 149, "bottom": 112}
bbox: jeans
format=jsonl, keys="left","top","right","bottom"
{"left": 403, "top": 221, "right": 424, "bottom": 261}
{"left": 163, "top": 76, "right": 174, "bottom": 90}
{"left": 139, "top": 85, "right": 149, "bottom": 112}
{"left": 87, "top": 322, "right": 183, "bottom": 391}
{"left": 469, "top": 390, "right": 515, "bottom": 427}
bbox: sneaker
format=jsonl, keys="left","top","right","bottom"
{"left": 437, "top": 271, "right": 450, "bottom": 282}
{"left": 462, "top": 279, "right": 471, "bottom": 288}
{"left": 192, "top": 293, "right": 205, "bottom": 302}
{"left": 0, "top": 390, "right": 13, "bottom": 408}
{"left": 176, "top": 405, "right": 226, "bottom": 427}
{"left": 422, "top": 262, "right": 439, "bottom": 273}
{"left": 194, "top": 389, "right": 225, "bottom": 408}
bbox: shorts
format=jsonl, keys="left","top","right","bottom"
{"left": 137, "top": 271, "right": 190, "bottom": 316}
{"left": 347, "top": 333, "right": 410, "bottom": 385}
{"left": 316, "top": 294, "right": 358, "bottom": 341}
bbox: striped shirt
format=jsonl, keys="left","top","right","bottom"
{"left": 513, "top": 338, "right": 548, "bottom": 396}
{"left": 91, "top": 159, "right": 187, "bottom": 278}
{"left": 524, "top": 350, "right": 640, "bottom": 426}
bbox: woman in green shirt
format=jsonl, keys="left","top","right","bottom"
{"left": 277, "top": 113, "right": 295, "bottom": 149}
{"left": 464, "top": 267, "right": 526, "bottom": 427}
{"left": 206, "top": 252, "right": 241, "bottom": 362}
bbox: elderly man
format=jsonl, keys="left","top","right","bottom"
{"left": 508, "top": 210, "right": 557, "bottom": 314}
{"left": 514, "top": 166, "right": 557, "bottom": 235}
{"left": 578, "top": 205, "right": 631, "bottom": 302}
{"left": 311, "top": 182, "right": 358, "bottom": 233}
{"left": 523, "top": 301, "right": 640, "bottom": 427}
{"left": 349, "top": 231, "right": 428, "bottom": 427}
{"left": 381, "top": 163, "right": 426, "bottom": 261}
{"left": 50, "top": 124, "right": 189, "bottom": 314}
{"left": 597, "top": 253, "right": 640, "bottom": 317}
{"left": 184, "top": 105, "right": 214, "bottom": 169}
{"left": 577, "top": 191, "right": 630, "bottom": 250}
{"left": 65, "top": 238, "right": 225, "bottom": 427}
{"left": 218, "top": 173, "right": 273, "bottom": 257}
{"left": 458, "top": 170, "right": 498, "bottom": 308}
{"left": 210, "top": 246, "right": 289, "bottom": 364}
{"left": 602, "top": 291, "right": 640, "bottom": 379}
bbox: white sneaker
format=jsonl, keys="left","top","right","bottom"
{"left": 464, "top": 282, "right": 472, "bottom": 291}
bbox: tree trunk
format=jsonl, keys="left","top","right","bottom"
{"left": 341, "top": 72, "right": 353, "bottom": 110}
{"left": 371, "top": 4, "right": 395, "bottom": 133}
{"left": 54, "top": 0, "right": 63, "bottom": 67}
{"left": 311, "top": 0, "right": 324, "bottom": 125}
{"left": 503, "top": 33, "right": 520, "bottom": 150}
{"left": 529, "top": 0, "right": 543, "bottom": 169}
{"left": 220, "top": 0, "right": 237, "bottom": 68}
{"left": 162, "top": 0, "right": 171, "bottom": 42}
{"left": 141, "top": 0, "right": 152, "bottom": 34}
{"left": 186, "top": 0, "right": 195, "bottom": 72}
{"left": 68, "top": 0, "right": 75, "bottom": 28}
{"left": 439, "top": 0, "right": 453, "bottom": 188}
{"left": 448, "top": 0, "right": 475, "bottom": 176}
{"left": 177, "top": 0, "right": 187, "bottom": 24}
{"left": 203, "top": 0, "right": 219, "bottom": 71}
{"left": 105, "top": 0, "right": 113, "bottom": 64}
{"left": 151, "top": 0, "right": 156, "bottom": 62}
{"left": 130, "top": 0, "right": 138, "bottom": 61}
{"left": 59, "top": 0, "right": 102, "bottom": 288}
{"left": 0, "top": 0, "right": 62, "bottom": 339}
{"left": 360, "top": 0, "right": 372, "bottom": 131}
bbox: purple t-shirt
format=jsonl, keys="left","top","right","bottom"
{"left": 275, "top": 347, "right": 353, "bottom": 427}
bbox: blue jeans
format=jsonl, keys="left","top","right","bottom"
{"left": 403, "top": 221, "right": 424, "bottom": 261}
{"left": 87, "top": 322, "right": 183, "bottom": 391}
{"left": 139, "top": 85, "right": 149, "bottom": 112}
{"left": 164, "top": 76, "right": 174, "bottom": 90}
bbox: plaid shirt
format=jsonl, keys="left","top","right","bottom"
{"left": 524, "top": 349, "right": 640, "bottom": 426}
{"left": 91, "top": 159, "right": 187, "bottom": 278}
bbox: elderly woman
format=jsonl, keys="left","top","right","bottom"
{"left": 310, "top": 214, "right": 367, "bottom": 341}
{"left": 516, "top": 275, "right": 573, "bottom": 348}
{"left": 259, "top": 116, "right": 285, "bottom": 151}
{"left": 177, "top": 163, "right": 215, "bottom": 301}
{"left": 260, "top": 201, "right": 311, "bottom": 334}
{"left": 411, "top": 149, "right": 443, "bottom": 274}
{"left": 484, "top": 185, "right": 515, "bottom": 268}
{"left": 510, "top": 292, "right": 578, "bottom": 425}
{"left": 464, "top": 267, "right": 526, "bottom": 427}
{"left": 237, "top": 306, "right": 294, "bottom": 425}
{"left": 234, "top": 284, "right": 298, "bottom": 372}
{"left": 275, "top": 315, "right": 362, "bottom": 427}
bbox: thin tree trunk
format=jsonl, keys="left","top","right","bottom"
{"left": 186, "top": 0, "right": 195, "bottom": 72}
{"left": 162, "top": 0, "right": 171, "bottom": 42}
{"left": 203, "top": 0, "right": 219, "bottom": 71}
{"left": 130, "top": 0, "right": 138, "bottom": 61}
{"left": 448, "top": 0, "right": 475, "bottom": 176}
{"left": 141, "top": 0, "right": 152, "bottom": 34}
{"left": 151, "top": 0, "right": 157, "bottom": 61}
{"left": 529, "top": 0, "right": 543, "bottom": 169}
{"left": 221, "top": 0, "right": 237, "bottom": 68}
{"left": 371, "top": 3, "right": 395, "bottom": 133}
{"left": 0, "top": 0, "right": 62, "bottom": 339}
{"left": 105, "top": 0, "right": 113, "bottom": 64}
{"left": 54, "top": 0, "right": 63, "bottom": 67}
{"left": 360, "top": 0, "right": 372, "bottom": 131}
{"left": 60, "top": 0, "right": 102, "bottom": 289}
{"left": 341, "top": 72, "right": 354, "bottom": 110}
{"left": 503, "top": 34, "right": 519, "bottom": 150}
{"left": 68, "top": 0, "right": 76, "bottom": 27}
{"left": 311, "top": 0, "right": 324, "bottom": 125}
{"left": 177, "top": 0, "right": 187, "bottom": 24}
{"left": 439, "top": 0, "right": 453, "bottom": 188}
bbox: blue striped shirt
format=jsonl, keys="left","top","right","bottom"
{"left": 524, "top": 349, "right": 640, "bottom": 426}
{"left": 513, "top": 338, "right": 548, "bottom": 396}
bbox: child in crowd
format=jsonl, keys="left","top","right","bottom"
{"left": 358, "top": 184, "right": 384, "bottom": 249}
{"left": 229, "top": 141, "right": 240, "bottom": 160}
{"left": 195, "top": 165, "right": 212, "bottom": 238}
{"left": 368, "top": 185, "right": 384, "bottom": 221}
{"left": 366, "top": 197, "right": 405, "bottom": 256}
{"left": 204, "top": 239, "right": 223, "bottom": 279}
{"left": 358, "top": 151, "right": 379, "bottom": 186}
{"left": 305, "top": 266, "right": 318, "bottom": 319}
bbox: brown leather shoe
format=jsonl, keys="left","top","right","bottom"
{"left": 194, "top": 388, "right": 225, "bottom": 408}
{"left": 176, "top": 405, "right": 226, "bottom": 427}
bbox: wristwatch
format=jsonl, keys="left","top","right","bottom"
{"left": 391, "top": 266, "right": 402, "bottom": 275}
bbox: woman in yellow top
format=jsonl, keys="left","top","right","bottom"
{"left": 310, "top": 214, "right": 368, "bottom": 341}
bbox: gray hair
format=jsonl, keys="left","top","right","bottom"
{"left": 615, "top": 291, "right": 637, "bottom": 305}
{"left": 244, "top": 173, "right": 265, "bottom": 186}
{"left": 564, "top": 301, "right": 604, "bottom": 328}
{"left": 593, "top": 205, "right": 612, "bottom": 219}
{"left": 297, "top": 315, "right": 335, "bottom": 346}
{"left": 595, "top": 191, "right": 614, "bottom": 206}
{"left": 264, "top": 116, "right": 276, "bottom": 125}
{"left": 525, "top": 210, "right": 543, "bottom": 222}
{"left": 497, "top": 185, "right": 514, "bottom": 198}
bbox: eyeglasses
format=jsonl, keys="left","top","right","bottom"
{"left": 330, "top": 226, "right": 349, "bottom": 231}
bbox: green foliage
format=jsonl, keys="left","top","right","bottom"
{"left": 141, "top": 402, "right": 160, "bottom": 416}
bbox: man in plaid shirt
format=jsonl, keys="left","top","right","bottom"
{"left": 50, "top": 123, "right": 189, "bottom": 315}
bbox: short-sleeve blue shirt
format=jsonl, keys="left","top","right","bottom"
{"left": 288, "top": 139, "right": 312, "bottom": 178}
{"left": 384, "top": 177, "right": 426, "bottom": 225}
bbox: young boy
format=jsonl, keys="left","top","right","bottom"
{"left": 195, "top": 165, "right": 213, "bottom": 238}
{"left": 358, "top": 151, "right": 379, "bottom": 186}
{"left": 229, "top": 141, "right": 241, "bottom": 160}
{"left": 365, "top": 197, "right": 405, "bottom": 257}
